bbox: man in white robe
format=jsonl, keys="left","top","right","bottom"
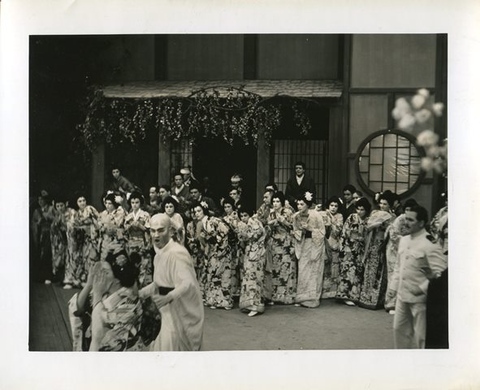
{"left": 140, "top": 214, "right": 204, "bottom": 351}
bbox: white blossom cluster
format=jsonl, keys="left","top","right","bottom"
{"left": 392, "top": 89, "right": 446, "bottom": 175}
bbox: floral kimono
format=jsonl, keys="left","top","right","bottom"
{"left": 223, "top": 212, "right": 243, "bottom": 296}
{"left": 98, "top": 207, "right": 126, "bottom": 261}
{"left": 236, "top": 216, "right": 266, "bottom": 313}
{"left": 185, "top": 219, "right": 206, "bottom": 295}
{"left": 31, "top": 204, "right": 54, "bottom": 282}
{"left": 322, "top": 210, "right": 344, "bottom": 298}
{"left": 124, "top": 209, "right": 152, "bottom": 288}
{"left": 335, "top": 213, "right": 369, "bottom": 303}
{"left": 266, "top": 207, "right": 296, "bottom": 304}
{"left": 292, "top": 209, "right": 327, "bottom": 308}
{"left": 202, "top": 216, "right": 235, "bottom": 309}
{"left": 430, "top": 206, "right": 448, "bottom": 255}
{"left": 90, "top": 287, "right": 145, "bottom": 351}
{"left": 66, "top": 205, "right": 99, "bottom": 287}
{"left": 50, "top": 207, "right": 74, "bottom": 278}
{"left": 358, "top": 210, "right": 395, "bottom": 310}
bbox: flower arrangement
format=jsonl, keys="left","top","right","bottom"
{"left": 304, "top": 191, "right": 313, "bottom": 202}
{"left": 392, "top": 88, "right": 446, "bottom": 175}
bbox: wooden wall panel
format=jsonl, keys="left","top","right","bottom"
{"left": 257, "top": 34, "right": 339, "bottom": 80}
{"left": 351, "top": 34, "right": 436, "bottom": 88}
{"left": 167, "top": 35, "right": 244, "bottom": 80}
{"left": 349, "top": 94, "right": 389, "bottom": 153}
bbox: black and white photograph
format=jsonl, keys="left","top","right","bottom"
{"left": 1, "top": 1, "right": 480, "bottom": 389}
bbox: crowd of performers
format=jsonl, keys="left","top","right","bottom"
{"left": 30, "top": 165, "right": 448, "bottom": 350}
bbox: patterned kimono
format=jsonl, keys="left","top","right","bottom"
{"left": 202, "top": 216, "right": 235, "bottom": 309}
{"left": 223, "top": 212, "right": 242, "bottom": 296}
{"left": 66, "top": 205, "right": 99, "bottom": 287}
{"left": 293, "top": 209, "right": 327, "bottom": 308}
{"left": 31, "top": 205, "right": 54, "bottom": 282}
{"left": 98, "top": 207, "right": 126, "bottom": 261}
{"left": 89, "top": 287, "right": 145, "bottom": 351}
{"left": 322, "top": 211, "right": 344, "bottom": 298}
{"left": 50, "top": 207, "right": 73, "bottom": 278}
{"left": 237, "top": 216, "right": 266, "bottom": 313}
{"left": 185, "top": 219, "right": 206, "bottom": 295}
{"left": 335, "top": 213, "right": 369, "bottom": 303}
{"left": 358, "top": 210, "right": 395, "bottom": 310}
{"left": 124, "top": 209, "right": 152, "bottom": 288}
{"left": 266, "top": 207, "right": 296, "bottom": 304}
{"left": 384, "top": 214, "right": 409, "bottom": 311}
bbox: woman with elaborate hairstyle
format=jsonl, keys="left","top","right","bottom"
{"left": 194, "top": 201, "right": 234, "bottom": 309}
{"left": 161, "top": 195, "right": 185, "bottom": 245}
{"left": 50, "top": 196, "right": 73, "bottom": 283}
{"left": 236, "top": 206, "right": 267, "bottom": 317}
{"left": 98, "top": 192, "right": 126, "bottom": 262}
{"left": 124, "top": 191, "right": 152, "bottom": 288}
{"left": 292, "top": 191, "right": 328, "bottom": 308}
{"left": 221, "top": 196, "right": 242, "bottom": 296}
{"left": 185, "top": 203, "right": 206, "bottom": 295}
{"left": 358, "top": 192, "right": 396, "bottom": 309}
{"left": 31, "top": 191, "right": 55, "bottom": 284}
{"left": 65, "top": 194, "right": 99, "bottom": 289}
{"left": 266, "top": 191, "right": 296, "bottom": 305}
{"left": 336, "top": 197, "right": 371, "bottom": 306}
{"left": 321, "top": 196, "right": 344, "bottom": 298}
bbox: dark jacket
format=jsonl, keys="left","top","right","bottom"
{"left": 285, "top": 175, "right": 316, "bottom": 206}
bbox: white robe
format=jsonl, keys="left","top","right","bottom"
{"left": 141, "top": 239, "right": 204, "bottom": 351}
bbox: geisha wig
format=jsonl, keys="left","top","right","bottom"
{"left": 326, "top": 196, "right": 342, "bottom": 209}
{"left": 379, "top": 191, "right": 394, "bottom": 208}
{"left": 105, "top": 250, "right": 139, "bottom": 288}
{"left": 222, "top": 196, "right": 237, "bottom": 210}
{"left": 192, "top": 200, "right": 209, "bottom": 215}
{"left": 271, "top": 191, "right": 286, "bottom": 207}
{"left": 299, "top": 192, "right": 314, "bottom": 207}
{"left": 104, "top": 193, "right": 121, "bottom": 208}
{"left": 128, "top": 191, "right": 145, "bottom": 206}
{"left": 355, "top": 197, "right": 372, "bottom": 215}
{"left": 161, "top": 195, "right": 179, "bottom": 213}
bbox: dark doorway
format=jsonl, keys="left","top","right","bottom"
{"left": 193, "top": 138, "right": 257, "bottom": 210}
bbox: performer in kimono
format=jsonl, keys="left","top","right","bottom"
{"left": 292, "top": 192, "right": 328, "bottom": 308}
{"left": 194, "top": 201, "right": 235, "bottom": 310}
{"left": 64, "top": 195, "right": 99, "bottom": 289}
{"left": 161, "top": 195, "right": 185, "bottom": 245}
{"left": 140, "top": 214, "right": 204, "bottom": 351}
{"left": 266, "top": 191, "right": 296, "bottom": 305}
{"left": 98, "top": 193, "right": 126, "bottom": 262}
{"left": 236, "top": 207, "right": 266, "bottom": 317}
{"left": 185, "top": 204, "right": 206, "bottom": 297}
{"left": 124, "top": 191, "right": 152, "bottom": 288}
{"left": 31, "top": 191, "right": 55, "bottom": 283}
{"left": 50, "top": 197, "right": 73, "bottom": 282}
{"left": 222, "top": 197, "right": 242, "bottom": 297}
{"left": 335, "top": 197, "right": 371, "bottom": 305}
{"left": 358, "top": 193, "right": 396, "bottom": 310}
{"left": 321, "top": 197, "right": 344, "bottom": 298}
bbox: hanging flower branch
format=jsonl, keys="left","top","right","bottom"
{"left": 392, "top": 88, "right": 446, "bottom": 175}
{"left": 76, "top": 86, "right": 313, "bottom": 151}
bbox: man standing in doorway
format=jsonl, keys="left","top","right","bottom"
{"left": 139, "top": 214, "right": 204, "bottom": 351}
{"left": 285, "top": 161, "right": 316, "bottom": 209}
{"left": 388, "top": 205, "right": 447, "bottom": 349}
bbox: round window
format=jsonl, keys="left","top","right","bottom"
{"left": 355, "top": 129, "right": 425, "bottom": 197}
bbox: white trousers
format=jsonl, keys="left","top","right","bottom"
{"left": 393, "top": 298, "right": 426, "bottom": 349}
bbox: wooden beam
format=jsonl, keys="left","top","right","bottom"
{"left": 256, "top": 128, "right": 270, "bottom": 209}
{"left": 158, "top": 132, "right": 171, "bottom": 186}
{"left": 91, "top": 142, "right": 105, "bottom": 210}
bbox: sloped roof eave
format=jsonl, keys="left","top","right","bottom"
{"left": 100, "top": 79, "right": 343, "bottom": 99}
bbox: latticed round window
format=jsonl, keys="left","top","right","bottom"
{"left": 355, "top": 129, "right": 425, "bottom": 197}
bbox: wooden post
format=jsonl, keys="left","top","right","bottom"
{"left": 158, "top": 131, "right": 171, "bottom": 186}
{"left": 256, "top": 128, "right": 270, "bottom": 209}
{"left": 91, "top": 142, "right": 105, "bottom": 210}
